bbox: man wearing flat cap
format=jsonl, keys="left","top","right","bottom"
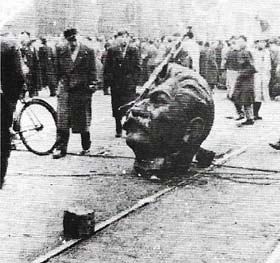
{"left": 53, "top": 28, "right": 97, "bottom": 159}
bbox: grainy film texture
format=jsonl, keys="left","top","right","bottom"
{"left": 1, "top": 1, "right": 280, "bottom": 262}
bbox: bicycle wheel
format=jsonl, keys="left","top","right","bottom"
{"left": 18, "top": 98, "right": 57, "bottom": 155}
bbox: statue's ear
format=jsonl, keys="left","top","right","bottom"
{"left": 183, "top": 117, "right": 205, "bottom": 143}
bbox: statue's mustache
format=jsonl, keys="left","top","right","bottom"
{"left": 123, "top": 116, "right": 151, "bottom": 132}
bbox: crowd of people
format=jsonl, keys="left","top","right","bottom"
{"left": 2, "top": 26, "right": 280, "bottom": 187}
{"left": 3, "top": 28, "right": 280, "bottom": 103}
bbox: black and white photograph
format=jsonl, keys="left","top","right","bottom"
{"left": 1, "top": 0, "right": 280, "bottom": 262}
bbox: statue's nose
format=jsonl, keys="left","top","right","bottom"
{"left": 131, "top": 106, "right": 151, "bottom": 118}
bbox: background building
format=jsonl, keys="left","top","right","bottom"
{"left": 97, "top": 0, "right": 142, "bottom": 37}
{"left": 1, "top": 0, "right": 280, "bottom": 40}
{"left": 1, "top": 0, "right": 99, "bottom": 38}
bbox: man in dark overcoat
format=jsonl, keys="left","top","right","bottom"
{"left": 199, "top": 42, "right": 218, "bottom": 89}
{"left": 20, "top": 31, "right": 40, "bottom": 97}
{"left": 52, "top": 28, "right": 97, "bottom": 159}
{"left": 104, "top": 30, "right": 141, "bottom": 137}
{"left": 38, "top": 38, "right": 57, "bottom": 96}
{"left": 1, "top": 35, "right": 24, "bottom": 188}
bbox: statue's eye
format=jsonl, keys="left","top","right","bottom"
{"left": 150, "top": 92, "right": 170, "bottom": 104}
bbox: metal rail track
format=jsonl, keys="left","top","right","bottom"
{"left": 31, "top": 146, "right": 247, "bottom": 263}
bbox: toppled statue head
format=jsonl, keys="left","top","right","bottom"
{"left": 123, "top": 63, "right": 214, "bottom": 173}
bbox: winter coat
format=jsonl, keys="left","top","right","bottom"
{"left": 199, "top": 47, "right": 218, "bottom": 86}
{"left": 232, "top": 49, "right": 256, "bottom": 106}
{"left": 105, "top": 45, "right": 140, "bottom": 117}
{"left": 55, "top": 43, "right": 96, "bottom": 133}
{"left": 38, "top": 44, "right": 57, "bottom": 87}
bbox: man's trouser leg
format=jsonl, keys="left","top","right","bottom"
{"left": 81, "top": 131, "right": 91, "bottom": 151}
{"left": 253, "top": 102, "right": 262, "bottom": 118}
{"left": 55, "top": 129, "right": 70, "bottom": 153}
{"left": 244, "top": 105, "right": 254, "bottom": 121}
{"left": 115, "top": 116, "right": 123, "bottom": 136}
{"left": 1, "top": 96, "right": 12, "bottom": 189}
{"left": 263, "top": 74, "right": 271, "bottom": 101}
{"left": 234, "top": 102, "right": 244, "bottom": 117}
{"left": 227, "top": 70, "right": 238, "bottom": 99}
{"left": 1, "top": 129, "right": 10, "bottom": 189}
{"left": 49, "top": 84, "right": 56, "bottom": 97}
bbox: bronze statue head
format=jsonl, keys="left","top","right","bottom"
{"left": 123, "top": 63, "right": 214, "bottom": 173}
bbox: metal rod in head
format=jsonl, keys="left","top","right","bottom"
{"left": 118, "top": 33, "right": 186, "bottom": 115}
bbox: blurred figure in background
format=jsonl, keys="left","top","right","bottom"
{"left": 146, "top": 40, "right": 159, "bottom": 78}
{"left": 180, "top": 30, "right": 200, "bottom": 72}
{"left": 38, "top": 37, "right": 57, "bottom": 96}
{"left": 232, "top": 35, "right": 256, "bottom": 126}
{"left": 101, "top": 41, "right": 111, "bottom": 95}
{"left": 19, "top": 31, "right": 40, "bottom": 97}
{"left": 252, "top": 38, "right": 271, "bottom": 120}
{"left": 224, "top": 37, "right": 243, "bottom": 119}
{"left": 214, "top": 40, "right": 224, "bottom": 88}
{"left": 199, "top": 42, "right": 218, "bottom": 89}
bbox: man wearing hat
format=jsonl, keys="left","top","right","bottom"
{"left": 53, "top": 28, "right": 97, "bottom": 159}
{"left": 104, "top": 30, "right": 140, "bottom": 137}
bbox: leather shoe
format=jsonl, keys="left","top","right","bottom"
{"left": 269, "top": 142, "right": 280, "bottom": 150}
{"left": 115, "top": 132, "right": 122, "bottom": 138}
{"left": 235, "top": 115, "right": 245, "bottom": 121}
{"left": 240, "top": 119, "right": 254, "bottom": 125}
{"left": 254, "top": 116, "right": 262, "bottom": 120}
{"left": 78, "top": 149, "right": 90, "bottom": 156}
{"left": 52, "top": 149, "right": 66, "bottom": 159}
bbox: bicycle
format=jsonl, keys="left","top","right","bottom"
{"left": 12, "top": 94, "right": 57, "bottom": 155}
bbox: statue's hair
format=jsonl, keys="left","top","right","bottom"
{"left": 156, "top": 63, "right": 215, "bottom": 143}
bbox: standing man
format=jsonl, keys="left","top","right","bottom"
{"left": 105, "top": 30, "right": 141, "bottom": 137}
{"left": 232, "top": 35, "right": 256, "bottom": 126}
{"left": 1, "top": 35, "right": 24, "bottom": 188}
{"left": 19, "top": 31, "right": 40, "bottom": 97}
{"left": 224, "top": 38, "right": 239, "bottom": 98}
{"left": 101, "top": 42, "right": 111, "bottom": 95}
{"left": 180, "top": 30, "right": 200, "bottom": 72}
{"left": 38, "top": 38, "right": 57, "bottom": 97}
{"left": 52, "top": 28, "right": 97, "bottom": 159}
{"left": 252, "top": 38, "right": 271, "bottom": 120}
{"left": 224, "top": 38, "right": 244, "bottom": 119}
{"left": 199, "top": 42, "right": 218, "bottom": 89}
{"left": 215, "top": 40, "right": 223, "bottom": 86}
